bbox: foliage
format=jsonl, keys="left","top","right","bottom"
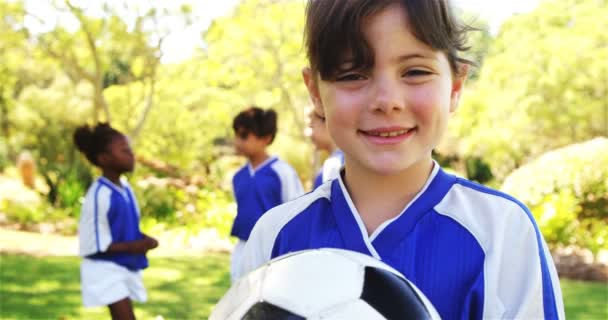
{"left": 11, "top": 74, "right": 93, "bottom": 209}
{"left": 202, "top": 0, "right": 311, "bottom": 171}
{"left": 204, "top": 0, "right": 308, "bottom": 135}
{"left": 502, "top": 138, "right": 608, "bottom": 257}
{"left": 0, "top": 172, "right": 71, "bottom": 228}
{"left": 0, "top": 178, "right": 44, "bottom": 225}
{"left": 447, "top": 0, "right": 608, "bottom": 180}
{"left": 456, "top": 10, "right": 493, "bottom": 81}
{"left": 31, "top": 1, "right": 194, "bottom": 124}
{"left": 132, "top": 178, "right": 236, "bottom": 237}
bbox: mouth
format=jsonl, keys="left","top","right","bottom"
{"left": 358, "top": 127, "right": 417, "bottom": 144}
{"left": 360, "top": 127, "right": 416, "bottom": 137}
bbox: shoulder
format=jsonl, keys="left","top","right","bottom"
{"left": 270, "top": 158, "right": 297, "bottom": 175}
{"left": 84, "top": 179, "right": 113, "bottom": 201}
{"left": 441, "top": 177, "right": 530, "bottom": 214}
{"left": 233, "top": 164, "right": 250, "bottom": 177}
{"left": 240, "top": 183, "right": 332, "bottom": 274}
{"left": 120, "top": 177, "right": 130, "bottom": 187}
{"left": 268, "top": 158, "right": 301, "bottom": 186}
{"left": 434, "top": 177, "right": 537, "bottom": 250}
{"left": 254, "top": 183, "right": 331, "bottom": 233}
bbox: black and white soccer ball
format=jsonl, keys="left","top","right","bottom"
{"left": 210, "top": 248, "right": 440, "bottom": 320}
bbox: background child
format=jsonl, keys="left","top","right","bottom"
{"left": 230, "top": 106, "right": 304, "bottom": 282}
{"left": 306, "top": 108, "right": 344, "bottom": 189}
{"left": 74, "top": 123, "right": 158, "bottom": 320}
{"left": 239, "top": 1, "right": 564, "bottom": 319}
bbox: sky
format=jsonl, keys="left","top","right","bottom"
{"left": 23, "top": 0, "right": 540, "bottom": 64}
{"left": 455, "top": 0, "right": 540, "bottom": 33}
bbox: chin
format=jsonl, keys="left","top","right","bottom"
{"left": 364, "top": 155, "right": 411, "bottom": 175}
{"left": 370, "top": 164, "right": 409, "bottom": 176}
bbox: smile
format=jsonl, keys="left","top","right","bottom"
{"left": 365, "top": 129, "right": 409, "bottom": 137}
{"left": 358, "top": 127, "right": 416, "bottom": 145}
{"left": 361, "top": 127, "right": 415, "bottom": 137}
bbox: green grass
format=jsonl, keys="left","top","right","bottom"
{"left": 561, "top": 278, "right": 608, "bottom": 319}
{"left": 0, "top": 253, "right": 230, "bottom": 319}
{"left": 1, "top": 253, "right": 607, "bottom": 319}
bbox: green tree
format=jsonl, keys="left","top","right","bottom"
{"left": 26, "top": 0, "right": 193, "bottom": 135}
{"left": 447, "top": 0, "right": 608, "bottom": 179}
{"left": 0, "top": 1, "right": 58, "bottom": 167}
{"left": 203, "top": 0, "right": 309, "bottom": 140}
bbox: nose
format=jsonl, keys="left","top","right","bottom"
{"left": 370, "top": 76, "right": 405, "bottom": 114}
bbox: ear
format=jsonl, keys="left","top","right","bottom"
{"left": 262, "top": 135, "right": 273, "bottom": 145}
{"left": 96, "top": 152, "right": 110, "bottom": 167}
{"left": 449, "top": 63, "right": 469, "bottom": 113}
{"left": 302, "top": 67, "right": 325, "bottom": 118}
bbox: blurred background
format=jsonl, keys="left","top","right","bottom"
{"left": 0, "top": 0, "right": 606, "bottom": 319}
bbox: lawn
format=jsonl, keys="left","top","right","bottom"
{"left": 0, "top": 253, "right": 230, "bottom": 319}
{"left": 1, "top": 253, "right": 607, "bottom": 319}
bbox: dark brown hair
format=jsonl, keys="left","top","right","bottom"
{"left": 73, "top": 123, "right": 123, "bottom": 166}
{"left": 304, "top": 0, "right": 474, "bottom": 80}
{"left": 233, "top": 106, "right": 278, "bottom": 144}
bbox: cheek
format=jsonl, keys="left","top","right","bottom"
{"left": 407, "top": 85, "right": 451, "bottom": 121}
{"left": 323, "top": 90, "right": 364, "bottom": 128}
{"left": 234, "top": 140, "right": 246, "bottom": 150}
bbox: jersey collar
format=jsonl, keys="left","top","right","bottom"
{"left": 247, "top": 156, "right": 278, "bottom": 176}
{"left": 330, "top": 161, "right": 457, "bottom": 259}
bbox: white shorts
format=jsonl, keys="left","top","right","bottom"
{"left": 80, "top": 258, "right": 147, "bottom": 307}
{"left": 230, "top": 240, "right": 247, "bottom": 283}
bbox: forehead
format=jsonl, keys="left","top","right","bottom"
{"left": 108, "top": 134, "right": 129, "bottom": 148}
{"left": 361, "top": 4, "right": 437, "bottom": 60}
{"left": 234, "top": 126, "right": 248, "bottom": 133}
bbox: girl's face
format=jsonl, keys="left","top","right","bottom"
{"left": 304, "top": 4, "right": 466, "bottom": 176}
{"left": 234, "top": 129, "right": 270, "bottom": 158}
{"left": 101, "top": 135, "right": 135, "bottom": 173}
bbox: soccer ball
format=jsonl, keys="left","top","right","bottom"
{"left": 210, "top": 248, "right": 440, "bottom": 320}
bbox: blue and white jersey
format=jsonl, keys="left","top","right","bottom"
{"left": 78, "top": 177, "right": 148, "bottom": 271}
{"left": 240, "top": 164, "right": 565, "bottom": 319}
{"left": 313, "top": 150, "right": 344, "bottom": 189}
{"left": 231, "top": 156, "right": 304, "bottom": 241}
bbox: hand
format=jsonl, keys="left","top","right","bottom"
{"left": 130, "top": 237, "right": 158, "bottom": 253}
{"left": 144, "top": 235, "right": 159, "bottom": 250}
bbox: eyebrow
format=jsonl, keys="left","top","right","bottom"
{"left": 338, "top": 52, "right": 436, "bottom": 68}
{"left": 393, "top": 53, "right": 436, "bottom": 63}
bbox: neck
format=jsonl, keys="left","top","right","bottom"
{"left": 248, "top": 152, "right": 270, "bottom": 169}
{"left": 102, "top": 170, "right": 122, "bottom": 187}
{"left": 343, "top": 158, "right": 434, "bottom": 235}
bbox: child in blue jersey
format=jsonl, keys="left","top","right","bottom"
{"left": 307, "top": 108, "right": 344, "bottom": 189}
{"left": 74, "top": 123, "right": 158, "bottom": 320}
{"left": 230, "top": 106, "right": 304, "bottom": 282}
{"left": 239, "top": 1, "right": 565, "bottom": 319}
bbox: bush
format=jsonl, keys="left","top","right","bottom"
{"left": 0, "top": 173, "right": 72, "bottom": 231}
{"left": 133, "top": 177, "right": 236, "bottom": 238}
{"left": 0, "top": 140, "right": 9, "bottom": 171}
{"left": 501, "top": 137, "right": 608, "bottom": 257}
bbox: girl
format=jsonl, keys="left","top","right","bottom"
{"left": 230, "top": 106, "right": 304, "bottom": 282}
{"left": 74, "top": 123, "right": 158, "bottom": 320}
{"left": 240, "top": 1, "right": 565, "bottom": 319}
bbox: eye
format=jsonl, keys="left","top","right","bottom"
{"left": 335, "top": 73, "right": 366, "bottom": 82}
{"left": 403, "top": 69, "right": 433, "bottom": 77}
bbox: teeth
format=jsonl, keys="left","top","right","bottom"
{"left": 371, "top": 129, "right": 408, "bottom": 137}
